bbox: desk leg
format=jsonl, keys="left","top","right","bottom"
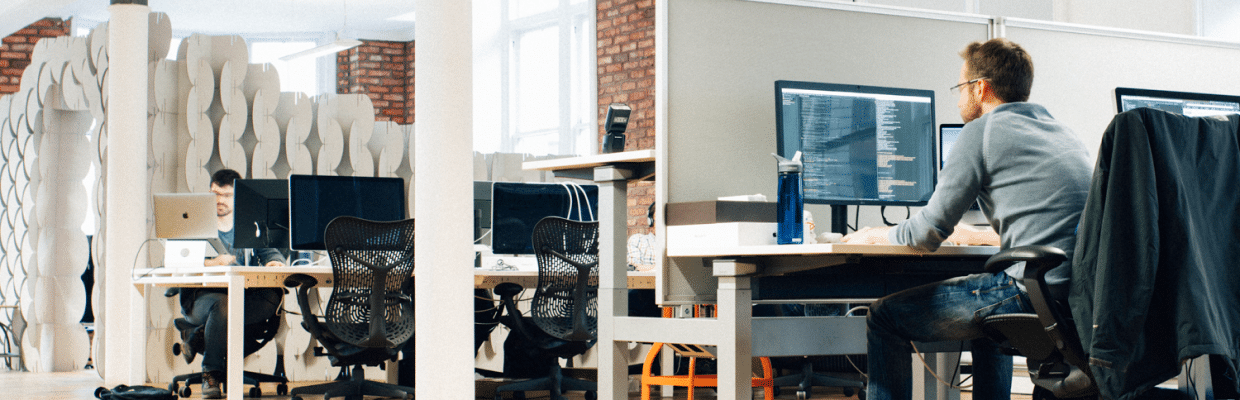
{"left": 226, "top": 275, "right": 245, "bottom": 400}
{"left": 596, "top": 165, "right": 631, "bottom": 400}
{"left": 716, "top": 276, "right": 752, "bottom": 400}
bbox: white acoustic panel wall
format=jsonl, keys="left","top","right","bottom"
{"left": 276, "top": 92, "right": 314, "bottom": 176}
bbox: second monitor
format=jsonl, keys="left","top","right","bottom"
{"left": 489, "top": 182, "right": 599, "bottom": 255}
{"left": 289, "top": 175, "right": 407, "bottom": 251}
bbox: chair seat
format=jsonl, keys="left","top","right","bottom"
{"left": 982, "top": 313, "right": 1056, "bottom": 361}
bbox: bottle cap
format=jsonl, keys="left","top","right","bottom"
{"left": 772, "top": 151, "right": 803, "bottom": 173}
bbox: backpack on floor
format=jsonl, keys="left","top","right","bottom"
{"left": 94, "top": 384, "right": 177, "bottom": 400}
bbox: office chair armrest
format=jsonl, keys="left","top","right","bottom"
{"left": 493, "top": 282, "right": 535, "bottom": 339}
{"left": 164, "top": 288, "right": 180, "bottom": 297}
{"left": 983, "top": 245, "right": 1067, "bottom": 275}
{"left": 284, "top": 273, "right": 332, "bottom": 345}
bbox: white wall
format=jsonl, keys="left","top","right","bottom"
{"left": 1052, "top": 0, "right": 1198, "bottom": 35}
{"left": 1202, "top": 0, "right": 1240, "bottom": 40}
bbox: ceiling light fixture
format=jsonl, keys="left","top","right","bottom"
{"left": 279, "top": 0, "right": 361, "bottom": 61}
{"left": 278, "top": 37, "right": 363, "bottom": 61}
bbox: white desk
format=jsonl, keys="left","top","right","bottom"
{"left": 132, "top": 266, "right": 655, "bottom": 400}
{"left": 653, "top": 243, "right": 999, "bottom": 400}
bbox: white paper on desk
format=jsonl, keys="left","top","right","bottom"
{"left": 717, "top": 194, "right": 767, "bottom": 202}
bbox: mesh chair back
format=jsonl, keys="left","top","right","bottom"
{"left": 530, "top": 217, "right": 599, "bottom": 342}
{"left": 324, "top": 216, "right": 416, "bottom": 348}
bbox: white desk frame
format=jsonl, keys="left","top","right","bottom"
{"left": 134, "top": 266, "right": 331, "bottom": 400}
{"left": 133, "top": 265, "right": 656, "bottom": 400}
{"left": 528, "top": 151, "right": 1002, "bottom": 400}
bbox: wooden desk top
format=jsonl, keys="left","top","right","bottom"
{"left": 666, "top": 243, "right": 999, "bottom": 258}
{"left": 522, "top": 149, "right": 656, "bottom": 171}
{"left": 132, "top": 266, "right": 656, "bottom": 289}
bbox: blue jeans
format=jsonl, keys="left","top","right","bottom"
{"left": 182, "top": 289, "right": 282, "bottom": 374}
{"left": 866, "top": 271, "right": 1034, "bottom": 400}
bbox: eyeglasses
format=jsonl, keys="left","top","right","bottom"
{"left": 950, "top": 77, "right": 987, "bottom": 93}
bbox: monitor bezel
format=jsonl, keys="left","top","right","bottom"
{"left": 233, "top": 178, "right": 289, "bottom": 250}
{"left": 774, "top": 80, "right": 937, "bottom": 207}
{"left": 1114, "top": 87, "right": 1240, "bottom": 114}
{"left": 288, "top": 174, "right": 407, "bottom": 251}
{"left": 488, "top": 182, "right": 599, "bottom": 255}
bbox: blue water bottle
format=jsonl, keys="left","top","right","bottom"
{"left": 773, "top": 151, "right": 804, "bottom": 245}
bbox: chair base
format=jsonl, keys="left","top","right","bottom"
{"left": 495, "top": 362, "right": 596, "bottom": 400}
{"left": 169, "top": 370, "right": 289, "bottom": 398}
{"left": 772, "top": 360, "right": 864, "bottom": 400}
{"left": 290, "top": 364, "right": 413, "bottom": 400}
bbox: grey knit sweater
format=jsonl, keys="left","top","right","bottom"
{"left": 889, "top": 102, "right": 1092, "bottom": 286}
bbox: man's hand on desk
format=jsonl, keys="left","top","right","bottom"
{"left": 203, "top": 254, "right": 287, "bottom": 267}
{"left": 204, "top": 254, "right": 237, "bottom": 266}
{"left": 841, "top": 226, "right": 893, "bottom": 245}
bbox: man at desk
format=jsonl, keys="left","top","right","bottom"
{"left": 178, "top": 168, "right": 287, "bottom": 398}
{"left": 843, "top": 39, "right": 1092, "bottom": 400}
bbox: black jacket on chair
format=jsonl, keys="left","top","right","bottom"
{"left": 1071, "top": 108, "right": 1240, "bottom": 400}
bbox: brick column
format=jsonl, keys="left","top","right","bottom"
{"left": 1, "top": 18, "right": 72, "bottom": 95}
{"left": 336, "top": 39, "right": 415, "bottom": 124}
{"left": 598, "top": 0, "right": 656, "bottom": 236}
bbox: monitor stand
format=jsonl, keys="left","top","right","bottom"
{"left": 830, "top": 205, "right": 849, "bottom": 235}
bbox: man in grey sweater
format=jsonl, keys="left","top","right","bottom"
{"left": 848, "top": 39, "right": 1093, "bottom": 400}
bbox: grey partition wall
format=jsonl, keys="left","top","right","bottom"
{"left": 1004, "top": 18, "right": 1240, "bottom": 151}
{"left": 656, "top": 0, "right": 992, "bottom": 304}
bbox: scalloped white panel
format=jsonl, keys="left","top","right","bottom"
{"left": 348, "top": 120, "right": 373, "bottom": 177}
{"left": 316, "top": 118, "right": 343, "bottom": 175}
{"left": 63, "top": 59, "right": 92, "bottom": 111}
{"left": 152, "top": 61, "right": 179, "bottom": 114}
{"left": 186, "top": 113, "right": 215, "bottom": 163}
{"left": 244, "top": 64, "right": 280, "bottom": 110}
{"left": 150, "top": 112, "right": 179, "bottom": 193}
{"left": 149, "top": 12, "right": 172, "bottom": 62}
{"left": 87, "top": 22, "right": 107, "bottom": 75}
{"left": 184, "top": 34, "right": 248, "bottom": 85}
{"left": 277, "top": 93, "right": 313, "bottom": 176}
{"left": 217, "top": 112, "right": 247, "bottom": 169}
{"left": 186, "top": 59, "right": 215, "bottom": 108}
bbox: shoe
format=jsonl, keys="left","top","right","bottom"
{"left": 201, "top": 370, "right": 223, "bottom": 399}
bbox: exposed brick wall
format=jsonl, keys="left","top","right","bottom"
{"left": 336, "top": 39, "right": 415, "bottom": 124}
{"left": 0, "top": 18, "right": 72, "bottom": 95}
{"left": 598, "top": 0, "right": 656, "bottom": 236}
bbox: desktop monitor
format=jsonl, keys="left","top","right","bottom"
{"left": 938, "top": 123, "right": 981, "bottom": 212}
{"left": 288, "top": 175, "right": 406, "bottom": 251}
{"left": 775, "top": 80, "right": 936, "bottom": 232}
{"left": 1114, "top": 87, "right": 1240, "bottom": 116}
{"left": 233, "top": 179, "right": 289, "bottom": 250}
{"left": 489, "top": 182, "right": 599, "bottom": 255}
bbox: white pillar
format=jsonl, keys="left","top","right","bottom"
{"left": 102, "top": 0, "right": 149, "bottom": 386}
{"left": 414, "top": 0, "right": 473, "bottom": 398}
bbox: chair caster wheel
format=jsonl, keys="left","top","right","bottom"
{"left": 857, "top": 389, "right": 866, "bottom": 400}
{"left": 843, "top": 387, "right": 856, "bottom": 397}
{"left": 584, "top": 391, "right": 597, "bottom": 400}
{"left": 179, "top": 386, "right": 193, "bottom": 398}
{"left": 249, "top": 386, "right": 262, "bottom": 397}
{"left": 291, "top": 396, "right": 304, "bottom": 400}
{"left": 167, "top": 382, "right": 178, "bottom": 395}
{"left": 276, "top": 383, "right": 288, "bottom": 396}
{"left": 94, "top": 387, "right": 108, "bottom": 399}
{"left": 797, "top": 390, "right": 810, "bottom": 400}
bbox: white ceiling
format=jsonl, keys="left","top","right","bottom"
{"left": 2, "top": 0, "right": 418, "bottom": 42}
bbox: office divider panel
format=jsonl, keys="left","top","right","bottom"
{"left": 1004, "top": 18, "right": 1240, "bottom": 152}
{"left": 658, "top": 0, "right": 992, "bottom": 304}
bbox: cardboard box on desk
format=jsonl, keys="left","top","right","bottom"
{"left": 666, "top": 200, "right": 776, "bottom": 226}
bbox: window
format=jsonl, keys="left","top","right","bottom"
{"left": 498, "top": 0, "right": 595, "bottom": 156}
{"left": 249, "top": 41, "right": 319, "bottom": 96}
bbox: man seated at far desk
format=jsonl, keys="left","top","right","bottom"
{"left": 177, "top": 168, "right": 287, "bottom": 399}
{"left": 842, "top": 38, "right": 1092, "bottom": 400}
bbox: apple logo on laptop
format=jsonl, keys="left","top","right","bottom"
{"left": 182, "top": 212, "right": 189, "bottom": 219}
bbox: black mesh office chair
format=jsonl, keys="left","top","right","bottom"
{"left": 284, "top": 216, "right": 416, "bottom": 400}
{"left": 165, "top": 289, "right": 289, "bottom": 398}
{"left": 493, "top": 216, "right": 599, "bottom": 400}
{"left": 983, "top": 108, "right": 1240, "bottom": 400}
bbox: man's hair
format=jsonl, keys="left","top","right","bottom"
{"left": 211, "top": 168, "right": 242, "bottom": 188}
{"left": 959, "top": 38, "right": 1033, "bottom": 103}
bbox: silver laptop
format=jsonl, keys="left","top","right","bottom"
{"left": 153, "top": 193, "right": 229, "bottom": 257}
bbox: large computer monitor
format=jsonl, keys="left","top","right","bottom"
{"left": 1115, "top": 87, "right": 1240, "bottom": 116}
{"left": 775, "top": 80, "right": 936, "bottom": 233}
{"left": 233, "top": 179, "right": 289, "bottom": 250}
{"left": 288, "top": 175, "right": 406, "bottom": 251}
{"left": 489, "top": 182, "right": 599, "bottom": 255}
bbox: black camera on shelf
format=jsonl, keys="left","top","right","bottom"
{"left": 602, "top": 103, "right": 631, "bottom": 154}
